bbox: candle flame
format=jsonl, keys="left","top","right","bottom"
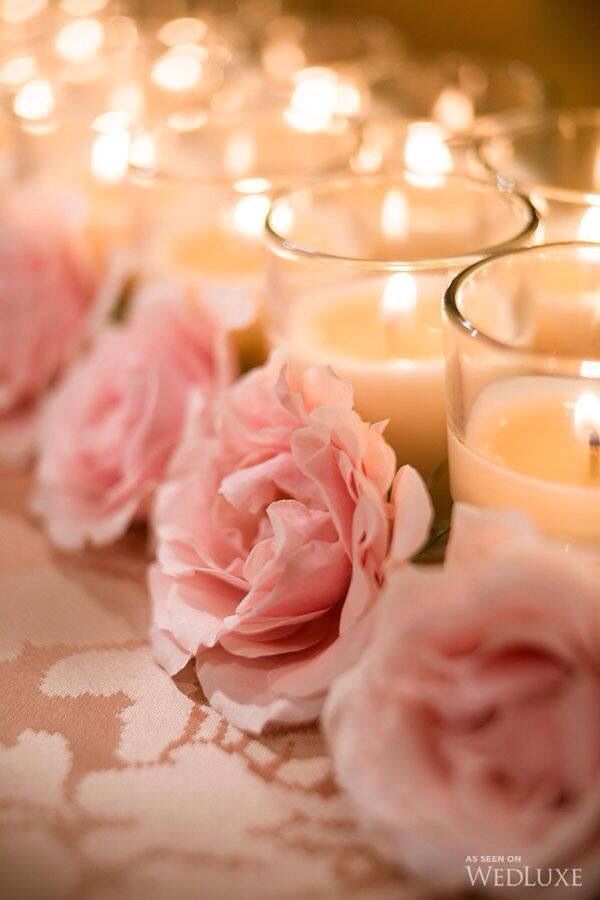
{"left": 578, "top": 207, "right": 600, "bottom": 242}
{"left": 151, "top": 47, "right": 204, "bottom": 93}
{"left": 574, "top": 393, "right": 600, "bottom": 442}
{"left": 404, "top": 122, "right": 452, "bottom": 178}
{"left": 13, "top": 78, "right": 55, "bottom": 121}
{"left": 55, "top": 18, "right": 105, "bottom": 62}
{"left": 432, "top": 87, "right": 474, "bottom": 133}
{"left": 381, "top": 189, "right": 409, "bottom": 240}
{"left": 284, "top": 67, "right": 338, "bottom": 132}
{"left": 380, "top": 273, "right": 417, "bottom": 323}
{"left": 231, "top": 194, "right": 271, "bottom": 239}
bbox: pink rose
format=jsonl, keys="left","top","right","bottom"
{"left": 150, "top": 355, "right": 432, "bottom": 734}
{"left": 0, "top": 185, "right": 95, "bottom": 463}
{"left": 33, "top": 279, "right": 234, "bottom": 550}
{"left": 324, "top": 505, "right": 600, "bottom": 895}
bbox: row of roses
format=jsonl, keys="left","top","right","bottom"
{"left": 3, "top": 186, "right": 600, "bottom": 896}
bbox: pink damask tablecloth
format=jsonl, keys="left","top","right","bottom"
{"left": 0, "top": 466, "right": 420, "bottom": 900}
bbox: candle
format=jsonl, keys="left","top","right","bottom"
{"left": 287, "top": 274, "right": 446, "bottom": 474}
{"left": 267, "top": 172, "right": 538, "bottom": 479}
{"left": 444, "top": 241, "right": 600, "bottom": 544}
{"left": 131, "top": 110, "right": 361, "bottom": 370}
{"left": 449, "top": 378, "right": 600, "bottom": 543}
{"left": 147, "top": 188, "right": 272, "bottom": 369}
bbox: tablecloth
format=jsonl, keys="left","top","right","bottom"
{"left": 0, "top": 466, "right": 418, "bottom": 900}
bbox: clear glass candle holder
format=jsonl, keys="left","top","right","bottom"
{"left": 265, "top": 172, "right": 538, "bottom": 477}
{"left": 479, "top": 108, "right": 600, "bottom": 242}
{"left": 128, "top": 107, "right": 361, "bottom": 369}
{"left": 444, "top": 242, "right": 600, "bottom": 544}
{"left": 358, "top": 52, "right": 549, "bottom": 179}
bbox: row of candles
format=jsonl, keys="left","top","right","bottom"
{"left": 1, "top": 0, "right": 600, "bottom": 545}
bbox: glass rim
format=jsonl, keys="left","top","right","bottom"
{"left": 478, "top": 107, "right": 600, "bottom": 206}
{"left": 265, "top": 170, "right": 540, "bottom": 271}
{"left": 128, "top": 107, "right": 362, "bottom": 190}
{"left": 444, "top": 240, "right": 600, "bottom": 363}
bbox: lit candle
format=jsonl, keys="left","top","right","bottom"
{"left": 449, "top": 378, "right": 600, "bottom": 543}
{"left": 444, "top": 241, "right": 600, "bottom": 544}
{"left": 153, "top": 185, "right": 271, "bottom": 368}
{"left": 287, "top": 272, "right": 446, "bottom": 474}
{"left": 267, "top": 173, "right": 537, "bottom": 476}
{"left": 132, "top": 111, "right": 361, "bottom": 370}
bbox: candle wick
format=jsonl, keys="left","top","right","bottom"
{"left": 590, "top": 430, "right": 600, "bottom": 480}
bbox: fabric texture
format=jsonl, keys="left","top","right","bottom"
{"left": 0, "top": 466, "right": 415, "bottom": 900}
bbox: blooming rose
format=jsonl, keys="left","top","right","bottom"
{"left": 150, "top": 356, "right": 433, "bottom": 734}
{"left": 32, "top": 278, "right": 234, "bottom": 550}
{"left": 0, "top": 185, "right": 95, "bottom": 463}
{"left": 324, "top": 505, "right": 600, "bottom": 896}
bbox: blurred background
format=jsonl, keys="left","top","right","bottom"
{"left": 129, "top": 0, "right": 600, "bottom": 105}
{"left": 280, "top": 0, "right": 600, "bottom": 106}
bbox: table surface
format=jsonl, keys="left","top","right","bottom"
{"left": 0, "top": 467, "right": 421, "bottom": 900}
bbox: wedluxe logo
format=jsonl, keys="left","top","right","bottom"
{"left": 465, "top": 857, "right": 583, "bottom": 889}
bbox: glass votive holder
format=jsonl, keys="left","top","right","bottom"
{"left": 11, "top": 87, "right": 140, "bottom": 268}
{"left": 265, "top": 172, "right": 538, "bottom": 477}
{"left": 479, "top": 108, "right": 600, "bottom": 242}
{"left": 128, "top": 107, "right": 361, "bottom": 369}
{"left": 444, "top": 242, "right": 600, "bottom": 544}
{"left": 359, "top": 52, "right": 548, "bottom": 179}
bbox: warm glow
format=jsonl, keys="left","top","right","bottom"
{"left": 151, "top": 48, "right": 203, "bottom": 93}
{"left": 380, "top": 273, "right": 418, "bottom": 323}
{"left": 269, "top": 199, "right": 294, "bottom": 236}
{"left": 336, "top": 78, "right": 363, "bottom": 118}
{"left": 232, "top": 194, "right": 271, "bottom": 239}
{"left": 92, "top": 110, "right": 132, "bottom": 132}
{"left": 0, "top": 55, "right": 37, "bottom": 87}
{"left": 234, "top": 177, "right": 271, "bottom": 194}
{"left": 59, "top": 0, "right": 108, "bottom": 14}
{"left": 381, "top": 189, "right": 409, "bottom": 240}
{"left": 285, "top": 67, "right": 338, "bottom": 132}
{"left": 574, "top": 393, "right": 600, "bottom": 443}
{"left": 581, "top": 361, "right": 600, "bottom": 379}
{"left": 13, "top": 78, "right": 55, "bottom": 121}
{"left": 109, "top": 83, "right": 144, "bottom": 120}
{"left": 1, "top": 0, "right": 47, "bottom": 25}
{"left": 578, "top": 206, "right": 600, "bottom": 242}
{"left": 91, "top": 129, "right": 130, "bottom": 183}
{"left": 432, "top": 86, "right": 475, "bottom": 133}
{"left": 404, "top": 123, "right": 453, "bottom": 176}
{"left": 129, "top": 131, "right": 156, "bottom": 172}
{"left": 168, "top": 110, "right": 207, "bottom": 132}
{"left": 55, "top": 18, "right": 105, "bottom": 62}
{"left": 158, "top": 17, "right": 207, "bottom": 47}
{"left": 224, "top": 132, "right": 256, "bottom": 178}
{"left": 262, "top": 39, "right": 306, "bottom": 82}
